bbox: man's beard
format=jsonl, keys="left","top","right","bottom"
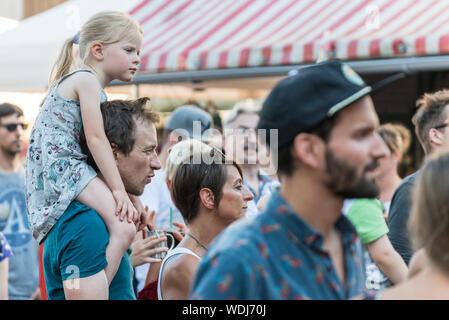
{"left": 325, "top": 148, "right": 380, "bottom": 199}
{"left": 2, "top": 145, "right": 21, "bottom": 158}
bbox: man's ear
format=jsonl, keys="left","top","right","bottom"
{"left": 429, "top": 128, "right": 444, "bottom": 148}
{"left": 292, "top": 133, "right": 324, "bottom": 169}
{"left": 199, "top": 188, "right": 215, "bottom": 210}
{"left": 111, "top": 143, "right": 119, "bottom": 161}
{"left": 90, "top": 41, "right": 105, "bottom": 61}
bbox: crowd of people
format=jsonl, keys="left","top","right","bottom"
{"left": 2, "top": 9, "right": 449, "bottom": 300}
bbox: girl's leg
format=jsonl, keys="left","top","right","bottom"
{"left": 76, "top": 177, "right": 136, "bottom": 285}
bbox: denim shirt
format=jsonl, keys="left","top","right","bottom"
{"left": 190, "top": 189, "right": 365, "bottom": 300}
{"left": 243, "top": 170, "right": 280, "bottom": 218}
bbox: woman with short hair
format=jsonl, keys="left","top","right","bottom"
{"left": 157, "top": 140, "right": 253, "bottom": 300}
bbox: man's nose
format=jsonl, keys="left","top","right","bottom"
{"left": 16, "top": 125, "right": 24, "bottom": 136}
{"left": 151, "top": 154, "right": 162, "bottom": 170}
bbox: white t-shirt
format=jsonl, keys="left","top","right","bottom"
{"left": 136, "top": 169, "right": 185, "bottom": 292}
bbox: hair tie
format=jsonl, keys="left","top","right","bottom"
{"left": 72, "top": 31, "right": 80, "bottom": 44}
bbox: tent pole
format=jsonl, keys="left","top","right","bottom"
{"left": 131, "top": 84, "right": 139, "bottom": 99}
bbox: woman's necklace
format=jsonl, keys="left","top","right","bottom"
{"left": 186, "top": 232, "right": 208, "bottom": 252}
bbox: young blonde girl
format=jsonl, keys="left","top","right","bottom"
{"left": 26, "top": 11, "right": 144, "bottom": 286}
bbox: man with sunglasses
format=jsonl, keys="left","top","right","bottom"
{"left": 0, "top": 102, "right": 40, "bottom": 300}
{"left": 388, "top": 89, "right": 449, "bottom": 267}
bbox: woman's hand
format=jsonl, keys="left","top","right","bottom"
{"left": 172, "top": 221, "right": 188, "bottom": 243}
{"left": 131, "top": 232, "right": 168, "bottom": 267}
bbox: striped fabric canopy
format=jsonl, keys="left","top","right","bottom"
{"left": 130, "top": 0, "right": 449, "bottom": 73}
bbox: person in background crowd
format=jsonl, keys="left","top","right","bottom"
{"left": 205, "top": 100, "right": 223, "bottom": 131}
{"left": 136, "top": 105, "right": 213, "bottom": 293}
{"left": 388, "top": 90, "right": 449, "bottom": 265}
{"left": 158, "top": 139, "right": 253, "bottom": 299}
{"left": 379, "top": 150, "right": 449, "bottom": 299}
{"left": 0, "top": 232, "right": 12, "bottom": 300}
{"left": 0, "top": 102, "right": 40, "bottom": 300}
{"left": 375, "top": 123, "right": 411, "bottom": 217}
{"left": 223, "top": 99, "right": 279, "bottom": 218}
{"left": 190, "top": 60, "right": 388, "bottom": 299}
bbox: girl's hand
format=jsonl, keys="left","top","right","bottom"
{"left": 135, "top": 206, "right": 153, "bottom": 233}
{"left": 129, "top": 195, "right": 145, "bottom": 227}
{"left": 112, "top": 189, "right": 138, "bottom": 223}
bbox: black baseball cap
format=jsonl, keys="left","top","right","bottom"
{"left": 257, "top": 59, "right": 403, "bottom": 149}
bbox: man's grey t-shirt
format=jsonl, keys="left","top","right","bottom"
{"left": 387, "top": 171, "right": 419, "bottom": 265}
{"left": 0, "top": 167, "right": 39, "bottom": 299}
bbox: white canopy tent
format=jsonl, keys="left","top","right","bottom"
{"left": 0, "top": 0, "right": 139, "bottom": 92}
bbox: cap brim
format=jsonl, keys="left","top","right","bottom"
{"left": 328, "top": 86, "right": 372, "bottom": 116}
{"left": 371, "top": 72, "right": 409, "bottom": 93}
{"left": 328, "top": 71, "right": 409, "bottom": 116}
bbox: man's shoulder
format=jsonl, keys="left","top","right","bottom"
{"left": 44, "top": 202, "right": 109, "bottom": 270}
{"left": 390, "top": 171, "right": 419, "bottom": 202}
{"left": 51, "top": 201, "right": 106, "bottom": 239}
{"left": 0, "top": 166, "right": 25, "bottom": 186}
{"left": 398, "top": 170, "right": 420, "bottom": 188}
{"left": 388, "top": 171, "right": 420, "bottom": 219}
{"left": 62, "top": 201, "right": 102, "bottom": 221}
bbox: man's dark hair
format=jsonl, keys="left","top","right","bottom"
{"left": 80, "top": 97, "right": 160, "bottom": 171}
{"left": 412, "top": 90, "right": 449, "bottom": 155}
{"left": 276, "top": 114, "right": 340, "bottom": 176}
{"left": 0, "top": 103, "right": 24, "bottom": 122}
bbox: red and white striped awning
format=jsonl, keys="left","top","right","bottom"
{"left": 129, "top": 0, "right": 449, "bottom": 73}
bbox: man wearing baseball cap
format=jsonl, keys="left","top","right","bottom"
{"left": 190, "top": 60, "right": 388, "bottom": 299}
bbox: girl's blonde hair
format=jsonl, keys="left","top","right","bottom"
{"left": 377, "top": 123, "right": 411, "bottom": 155}
{"left": 377, "top": 123, "right": 412, "bottom": 177}
{"left": 48, "top": 11, "right": 142, "bottom": 87}
{"left": 409, "top": 150, "right": 449, "bottom": 274}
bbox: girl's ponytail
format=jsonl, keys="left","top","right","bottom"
{"left": 48, "top": 37, "right": 76, "bottom": 87}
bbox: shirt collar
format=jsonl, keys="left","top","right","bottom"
{"left": 243, "top": 170, "right": 273, "bottom": 201}
{"left": 264, "top": 189, "right": 359, "bottom": 250}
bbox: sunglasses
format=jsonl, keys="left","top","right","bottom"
{"left": 0, "top": 123, "right": 28, "bottom": 132}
